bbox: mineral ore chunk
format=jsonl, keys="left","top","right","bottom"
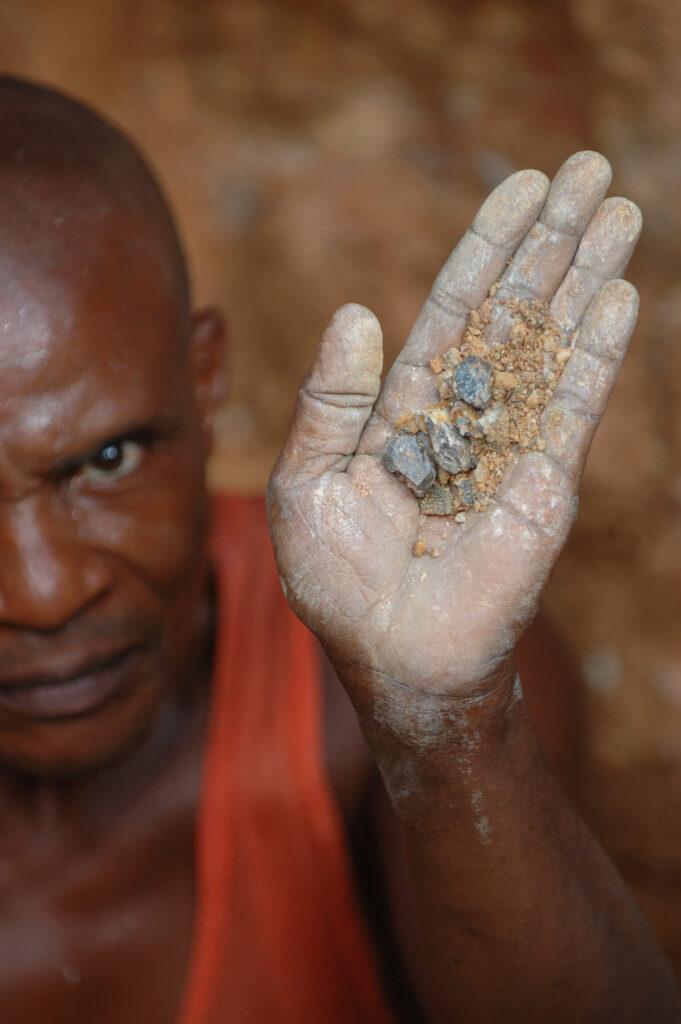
{"left": 477, "top": 404, "right": 510, "bottom": 445}
{"left": 456, "top": 478, "right": 477, "bottom": 507}
{"left": 383, "top": 434, "right": 436, "bottom": 496}
{"left": 424, "top": 414, "right": 475, "bottom": 474}
{"left": 419, "top": 484, "right": 454, "bottom": 516}
{"left": 454, "top": 357, "right": 493, "bottom": 409}
{"left": 454, "top": 403, "right": 484, "bottom": 439}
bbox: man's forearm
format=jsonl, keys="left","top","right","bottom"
{"left": 344, "top": 661, "right": 680, "bottom": 1024}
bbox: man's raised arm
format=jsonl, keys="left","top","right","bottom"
{"left": 267, "top": 151, "right": 680, "bottom": 1022}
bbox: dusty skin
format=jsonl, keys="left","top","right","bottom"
{"left": 269, "top": 152, "right": 681, "bottom": 1022}
{"left": 269, "top": 152, "right": 642, "bottom": 695}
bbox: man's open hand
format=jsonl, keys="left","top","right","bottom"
{"left": 267, "top": 152, "right": 640, "bottom": 711}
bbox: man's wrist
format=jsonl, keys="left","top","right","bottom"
{"left": 331, "top": 655, "right": 526, "bottom": 803}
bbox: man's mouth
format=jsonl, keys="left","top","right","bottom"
{"left": 0, "top": 645, "right": 145, "bottom": 720}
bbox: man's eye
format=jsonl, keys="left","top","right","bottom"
{"left": 77, "top": 440, "right": 144, "bottom": 484}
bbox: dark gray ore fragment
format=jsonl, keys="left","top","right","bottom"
{"left": 419, "top": 484, "right": 454, "bottom": 516}
{"left": 454, "top": 357, "right": 493, "bottom": 409}
{"left": 456, "top": 478, "right": 477, "bottom": 507}
{"left": 424, "top": 414, "right": 475, "bottom": 474}
{"left": 383, "top": 434, "right": 436, "bottom": 496}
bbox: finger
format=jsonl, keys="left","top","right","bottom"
{"left": 393, "top": 168, "right": 550, "bottom": 370}
{"left": 540, "top": 278, "right": 639, "bottom": 480}
{"left": 550, "top": 198, "right": 642, "bottom": 339}
{"left": 270, "top": 303, "right": 383, "bottom": 486}
{"left": 488, "top": 279, "right": 638, "bottom": 558}
{"left": 357, "top": 171, "right": 548, "bottom": 457}
{"left": 358, "top": 170, "right": 549, "bottom": 458}
{"left": 482, "top": 151, "right": 612, "bottom": 345}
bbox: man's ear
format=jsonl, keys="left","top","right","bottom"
{"left": 190, "top": 307, "right": 226, "bottom": 447}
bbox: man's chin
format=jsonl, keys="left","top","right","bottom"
{"left": 0, "top": 678, "right": 165, "bottom": 781}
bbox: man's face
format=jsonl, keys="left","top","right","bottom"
{"left": 0, "top": 204, "right": 221, "bottom": 776}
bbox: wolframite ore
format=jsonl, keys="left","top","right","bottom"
{"left": 456, "top": 478, "right": 477, "bottom": 507}
{"left": 383, "top": 434, "right": 436, "bottom": 497}
{"left": 424, "top": 413, "right": 475, "bottom": 474}
{"left": 453, "top": 357, "right": 494, "bottom": 409}
{"left": 419, "top": 484, "right": 455, "bottom": 516}
{"left": 477, "top": 404, "right": 510, "bottom": 444}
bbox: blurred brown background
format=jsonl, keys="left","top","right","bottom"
{"left": 2, "top": 0, "right": 681, "bottom": 970}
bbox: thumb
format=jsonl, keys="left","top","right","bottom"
{"left": 271, "top": 303, "right": 383, "bottom": 485}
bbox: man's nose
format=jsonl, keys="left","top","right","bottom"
{"left": 0, "top": 498, "right": 111, "bottom": 630}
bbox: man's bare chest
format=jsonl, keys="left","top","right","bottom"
{"left": 0, "top": 661, "right": 375, "bottom": 1024}
{"left": 0, "top": 801, "right": 196, "bottom": 1024}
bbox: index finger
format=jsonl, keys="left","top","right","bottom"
{"left": 366, "top": 170, "right": 549, "bottom": 437}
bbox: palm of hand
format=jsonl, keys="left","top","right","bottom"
{"left": 268, "top": 152, "right": 640, "bottom": 695}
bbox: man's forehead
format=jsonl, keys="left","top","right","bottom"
{"left": 0, "top": 167, "right": 188, "bottom": 352}
{"left": 0, "top": 296, "right": 185, "bottom": 477}
{"left": 0, "top": 270, "right": 54, "bottom": 376}
{"left": 0, "top": 246, "right": 183, "bottom": 367}
{"left": 0, "top": 253, "right": 189, "bottom": 473}
{"left": 0, "top": 270, "right": 184, "bottom": 376}
{"left": 0, "top": 164, "right": 177, "bottom": 290}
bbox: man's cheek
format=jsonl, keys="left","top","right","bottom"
{"left": 84, "top": 488, "right": 207, "bottom": 589}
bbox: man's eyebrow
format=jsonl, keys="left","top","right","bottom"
{"left": 50, "top": 415, "right": 178, "bottom": 476}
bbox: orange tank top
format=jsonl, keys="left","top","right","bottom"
{"left": 176, "top": 494, "right": 394, "bottom": 1024}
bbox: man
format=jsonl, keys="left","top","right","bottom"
{"left": 0, "top": 74, "right": 676, "bottom": 1023}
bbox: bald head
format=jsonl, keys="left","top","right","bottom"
{"left": 0, "top": 80, "right": 225, "bottom": 777}
{"left": 0, "top": 75, "right": 189, "bottom": 315}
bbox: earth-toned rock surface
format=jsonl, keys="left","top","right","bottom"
{"left": 3, "top": 0, "right": 681, "bottom": 971}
